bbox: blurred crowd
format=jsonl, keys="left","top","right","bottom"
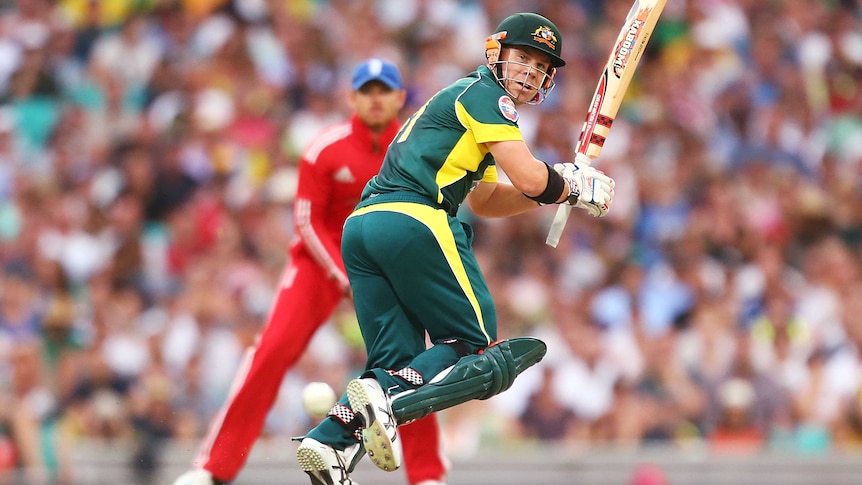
{"left": 0, "top": 0, "right": 860, "bottom": 483}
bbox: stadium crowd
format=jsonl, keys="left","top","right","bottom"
{"left": 0, "top": 0, "right": 860, "bottom": 482}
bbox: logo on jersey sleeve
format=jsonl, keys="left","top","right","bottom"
{"left": 334, "top": 166, "right": 356, "bottom": 183}
{"left": 498, "top": 96, "right": 518, "bottom": 122}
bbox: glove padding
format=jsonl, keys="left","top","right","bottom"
{"left": 553, "top": 154, "right": 615, "bottom": 217}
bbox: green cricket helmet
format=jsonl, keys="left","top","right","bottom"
{"left": 485, "top": 13, "right": 564, "bottom": 104}
{"left": 493, "top": 13, "right": 565, "bottom": 67}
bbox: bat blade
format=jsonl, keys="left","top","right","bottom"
{"left": 546, "top": 0, "right": 667, "bottom": 248}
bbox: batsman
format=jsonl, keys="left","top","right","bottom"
{"left": 296, "top": 13, "right": 615, "bottom": 485}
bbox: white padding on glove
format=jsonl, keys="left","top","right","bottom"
{"left": 553, "top": 154, "right": 615, "bottom": 217}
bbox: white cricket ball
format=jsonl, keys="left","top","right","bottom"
{"left": 301, "top": 381, "right": 337, "bottom": 418}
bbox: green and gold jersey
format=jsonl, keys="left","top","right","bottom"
{"left": 362, "top": 65, "right": 524, "bottom": 212}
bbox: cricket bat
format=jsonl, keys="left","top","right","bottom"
{"left": 545, "top": 0, "right": 667, "bottom": 248}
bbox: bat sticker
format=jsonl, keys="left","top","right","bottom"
{"left": 612, "top": 5, "right": 656, "bottom": 79}
{"left": 577, "top": 70, "right": 608, "bottom": 153}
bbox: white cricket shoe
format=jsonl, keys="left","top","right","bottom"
{"left": 296, "top": 437, "right": 362, "bottom": 485}
{"left": 346, "top": 378, "right": 401, "bottom": 472}
{"left": 172, "top": 469, "right": 215, "bottom": 485}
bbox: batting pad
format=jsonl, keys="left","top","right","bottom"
{"left": 391, "top": 337, "right": 547, "bottom": 423}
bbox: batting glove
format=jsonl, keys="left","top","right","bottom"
{"left": 553, "top": 154, "right": 615, "bottom": 217}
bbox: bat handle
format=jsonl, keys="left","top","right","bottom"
{"left": 545, "top": 151, "right": 591, "bottom": 248}
{"left": 546, "top": 204, "right": 572, "bottom": 248}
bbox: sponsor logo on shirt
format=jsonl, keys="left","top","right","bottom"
{"left": 498, "top": 96, "right": 518, "bottom": 122}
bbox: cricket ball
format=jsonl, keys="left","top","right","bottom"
{"left": 301, "top": 381, "right": 337, "bottom": 418}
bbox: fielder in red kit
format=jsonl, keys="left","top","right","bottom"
{"left": 174, "top": 59, "right": 448, "bottom": 485}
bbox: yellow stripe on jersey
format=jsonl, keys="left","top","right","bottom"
{"left": 434, "top": 129, "right": 491, "bottom": 193}
{"left": 348, "top": 202, "right": 491, "bottom": 344}
{"left": 431, "top": 101, "right": 523, "bottom": 192}
{"left": 455, "top": 100, "right": 523, "bottom": 144}
{"left": 481, "top": 165, "right": 499, "bottom": 184}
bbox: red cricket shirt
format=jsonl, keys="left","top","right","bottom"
{"left": 292, "top": 114, "right": 401, "bottom": 290}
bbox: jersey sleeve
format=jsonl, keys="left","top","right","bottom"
{"left": 456, "top": 83, "right": 522, "bottom": 184}
{"left": 455, "top": 84, "right": 523, "bottom": 145}
{"left": 293, "top": 149, "right": 349, "bottom": 290}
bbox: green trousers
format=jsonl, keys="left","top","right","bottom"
{"left": 307, "top": 193, "right": 497, "bottom": 449}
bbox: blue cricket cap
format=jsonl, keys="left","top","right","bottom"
{"left": 351, "top": 58, "right": 403, "bottom": 90}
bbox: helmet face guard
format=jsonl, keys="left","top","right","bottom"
{"left": 484, "top": 13, "right": 565, "bottom": 105}
{"left": 486, "top": 34, "right": 556, "bottom": 105}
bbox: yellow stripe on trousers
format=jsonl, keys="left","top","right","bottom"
{"left": 349, "top": 202, "right": 491, "bottom": 344}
